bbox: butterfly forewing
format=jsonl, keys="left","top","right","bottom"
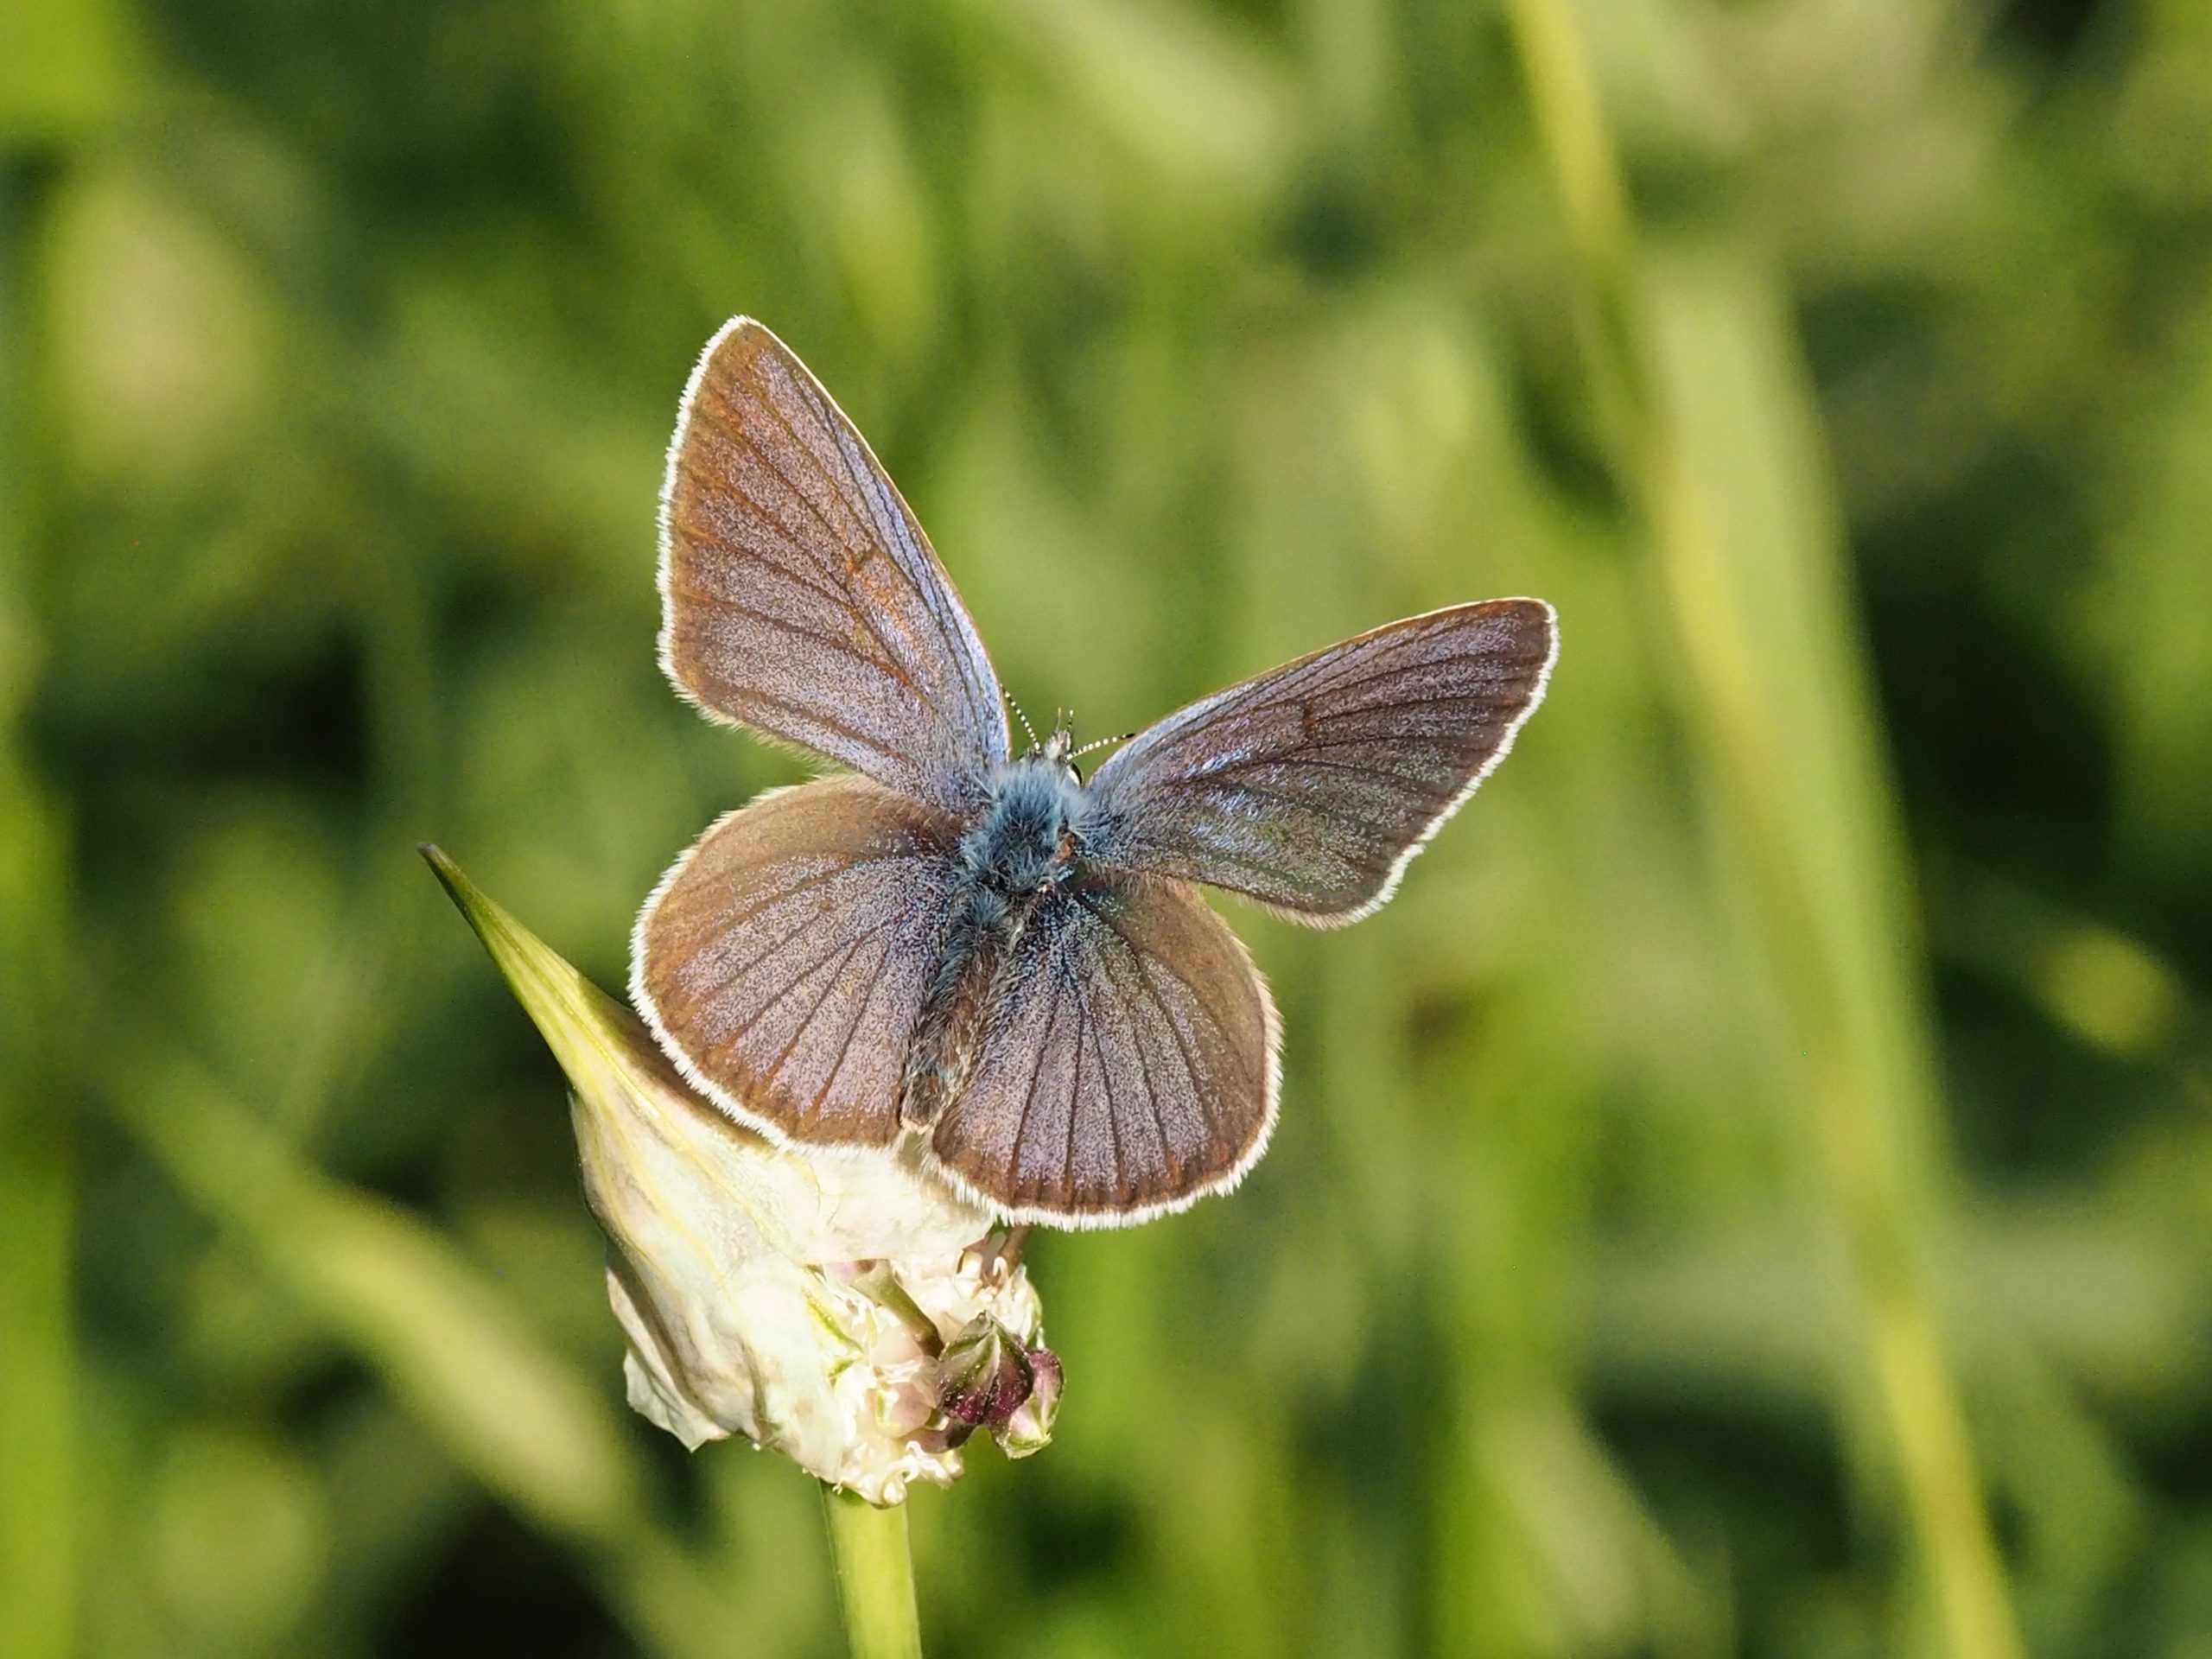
{"left": 660, "top": 319, "right": 1008, "bottom": 815}
{"left": 1085, "top": 600, "right": 1556, "bottom": 923}
{"left": 632, "top": 775, "right": 961, "bottom": 1147}
{"left": 929, "top": 874, "right": 1278, "bottom": 1225}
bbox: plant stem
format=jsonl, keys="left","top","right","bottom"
{"left": 821, "top": 1485, "right": 923, "bottom": 1659}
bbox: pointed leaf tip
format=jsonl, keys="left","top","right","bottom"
{"left": 416, "top": 847, "right": 626, "bottom": 1072}
{"left": 418, "top": 842, "right": 473, "bottom": 918}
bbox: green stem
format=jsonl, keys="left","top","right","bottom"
{"left": 820, "top": 1486, "right": 922, "bottom": 1659}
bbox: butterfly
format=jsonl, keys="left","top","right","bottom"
{"left": 631, "top": 319, "right": 1557, "bottom": 1228}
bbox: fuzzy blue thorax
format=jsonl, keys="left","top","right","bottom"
{"left": 957, "top": 745, "right": 1090, "bottom": 898}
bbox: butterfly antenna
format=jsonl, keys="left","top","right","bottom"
{"left": 1070, "top": 730, "right": 1136, "bottom": 760}
{"left": 1005, "top": 690, "right": 1041, "bottom": 752}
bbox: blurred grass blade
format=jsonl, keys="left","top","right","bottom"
{"left": 99, "top": 1039, "right": 745, "bottom": 1659}
{"left": 974, "top": 0, "right": 1290, "bottom": 202}
{"left": 2112, "top": 302, "right": 2212, "bottom": 887}
{"left": 108, "top": 1041, "right": 643, "bottom": 1537}
{"left": 0, "top": 161, "right": 75, "bottom": 1659}
{"left": 0, "top": 0, "right": 132, "bottom": 146}
{"left": 0, "top": 1140, "right": 72, "bottom": 1659}
{"left": 1502, "top": 2, "right": 2024, "bottom": 1655}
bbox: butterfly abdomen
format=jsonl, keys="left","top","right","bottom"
{"left": 899, "top": 758, "right": 1087, "bottom": 1131}
{"left": 899, "top": 886, "right": 1021, "bottom": 1128}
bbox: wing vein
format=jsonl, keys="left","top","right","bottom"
{"left": 810, "top": 927, "right": 895, "bottom": 1115}
{"left": 671, "top": 588, "right": 924, "bottom": 689}
{"left": 716, "top": 920, "right": 884, "bottom": 1055}
{"left": 683, "top": 871, "right": 875, "bottom": 1004}
{"left": 1077, "top": 970, "right": 1125, "bottom": 1200}
{"left": 817, "top": 410, "right": 998, "bottom": 752}
{"left": 746, "top": 374, "right": 989, "bottom": 740}
{"left": 726, "top": 689, "right": 917, "bottom": 769}
{"left": 760, "top": 930, "right": 873, "bottom": 1090}
{"left": 1063, "top": 975, "right": 1090, "bottom": 1203}
{"left": 1153, "top": 775, "right": 1414, "bottom": 837}
{"left": 1108, "top": 913, "right": 1217, "bottom": 1141}
{"left": 670, "top": 484, "right": 923, "bottom": 673}
{"left": 1011, "top": 969, "right": 1062, "bottom": 1184}
{"left": 1097, "top": 946, "right": 1171, "bottom": 1180}
{"left": 671, "top": 458, "right": 878, "bottom": 608}
{"left": 691, "top": 398, "right": 930, "bottom": 689}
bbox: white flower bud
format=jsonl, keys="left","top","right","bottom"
{"left": 425, "top": 848, "right": 1058, "bottom": 1506}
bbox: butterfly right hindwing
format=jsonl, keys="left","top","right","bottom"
{"left": 928, "top": 874, "right": 1279, "bottom": 1225}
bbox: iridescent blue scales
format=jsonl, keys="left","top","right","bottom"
{"left": 632, "top": 319, "right": 1557, "bottom": 1226}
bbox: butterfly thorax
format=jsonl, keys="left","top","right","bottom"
{"left": 899, "top": 755, "right": 1090, "bottom": 1133}
{"left": 958, "top": 756, "right": 1088, "bottom": 892}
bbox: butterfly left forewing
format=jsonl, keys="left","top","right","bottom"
{"left": 928, "top": 874, "right": 1278, "bottom": 1226}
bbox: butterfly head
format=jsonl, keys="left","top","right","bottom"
{"left": 1018, "top": 709, "right": 1128, "bottom": 785}
{"left": 1038, "top": 719, "right": 1077, "bottom": 777}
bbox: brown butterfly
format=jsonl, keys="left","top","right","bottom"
{"left": 632, "top": 320, "right": 1556, "bottom": 1227}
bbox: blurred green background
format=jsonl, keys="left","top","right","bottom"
{"left": 4, "top": 0, "right": 2211, "bottom": 1654}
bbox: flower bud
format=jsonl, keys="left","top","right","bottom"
{"left": 938, "top": 1316, "right": 1034, "bottom": 1440}
{"left": 424, "top": 847, "right": 1059, "bottom": 1506}
{"left": 995, "top": 1345, "right": 1062, "bottom": 1459}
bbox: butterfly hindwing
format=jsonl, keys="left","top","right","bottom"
{"left": 660, "top": 318, "right": 1009, "bottom": 816}
{"left": 1084, "top": 600, "right": 1556, "bottom": 924}
{"left": 929, "top": 873, "right": 1278, "bottom": 1225}
{"left": 632, "top": 775, "right": 960, "bottom": 1147}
